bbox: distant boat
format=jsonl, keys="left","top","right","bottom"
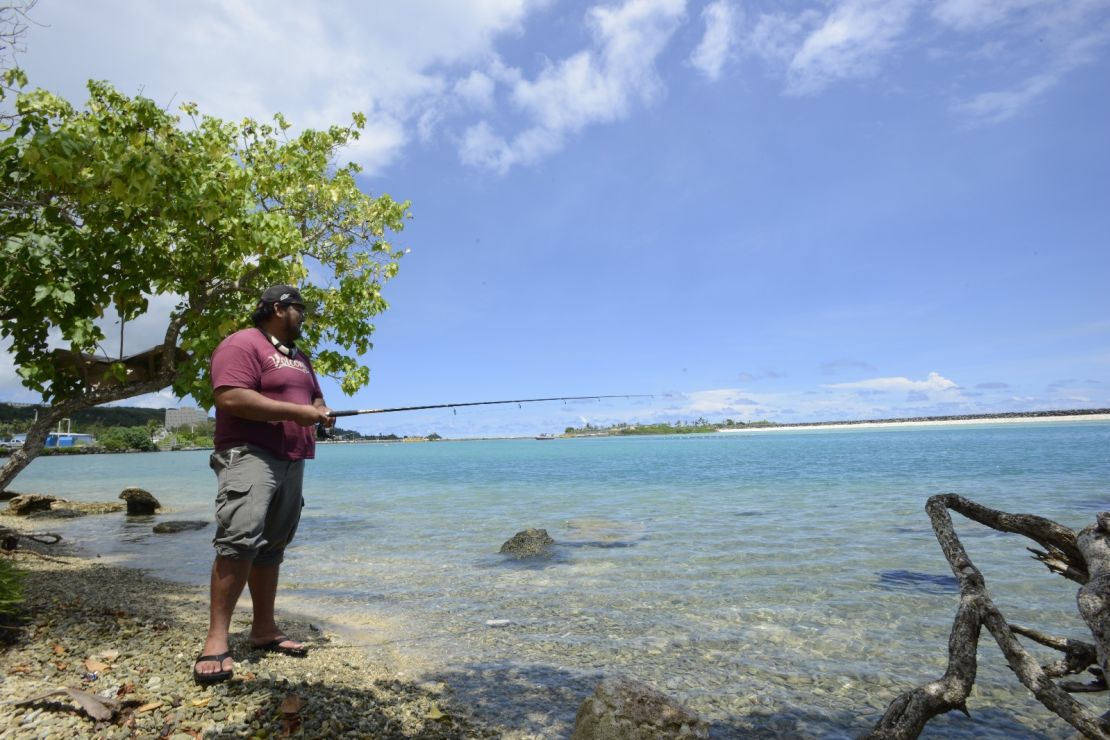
{"left": 534, "top": 433, "right": 557, "bottom": 440}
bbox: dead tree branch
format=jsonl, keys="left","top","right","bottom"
{"left": 866, "top": 494, "right": 1110, "bottom": 739}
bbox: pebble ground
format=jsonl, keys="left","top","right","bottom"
{"left": 0, "top": 514, "right": 496, "bottom": 739}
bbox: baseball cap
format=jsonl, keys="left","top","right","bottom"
{"left": 259, "top": 285, "right": 304, "bottom": 306}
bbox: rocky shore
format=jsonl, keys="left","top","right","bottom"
{"left": 0, "top": 515, "right": 496, "bottom": 739}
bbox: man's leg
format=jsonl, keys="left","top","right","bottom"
{"left": 248, "top": 458, "right": 306, "bottom": 651}
{"left": 246, "top": 562, "right": 304, "bottom": 650}
{"left": 196, "top": 555, "right": 252, "bottom": 676}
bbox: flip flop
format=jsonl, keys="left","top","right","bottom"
{"left": 193, "top": 652, "right": 233, "bottom": 685}
{"left": 251, "top": 637, "right": 308, "bottom": 657}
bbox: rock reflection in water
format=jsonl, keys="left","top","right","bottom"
{"left": 560, "top": 516, "right": 648, "bottom": 549}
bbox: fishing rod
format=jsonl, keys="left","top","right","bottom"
{"left": 317, "top": 394, "right": 650, "bottom": 438}
{"left": 327, "top": 394, "right": 650, "bottom": 417}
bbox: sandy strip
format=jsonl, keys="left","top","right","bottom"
{"left": 717, "top": 413, "right": 1110, "bottom": 433}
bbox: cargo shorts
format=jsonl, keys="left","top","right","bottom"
{"left": 209, "top": 445, "right": 304, "bottom": 566}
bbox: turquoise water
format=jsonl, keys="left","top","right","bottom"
{"left": 12, "top": 421, "right": 1110, "bottom": 738}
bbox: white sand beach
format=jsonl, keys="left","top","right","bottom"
{"left": 717, "top": 413, "right": 1110, "bottom": 433}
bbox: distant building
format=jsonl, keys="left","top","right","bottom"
{"left": 165, "top": 407, "right": 209, "bottom": 430}
{"left": 45, "top": 433, "right": 95, "bottom": 447}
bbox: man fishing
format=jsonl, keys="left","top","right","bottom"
{"left": 194, "top": 285, "right": 334, "bottom": 685}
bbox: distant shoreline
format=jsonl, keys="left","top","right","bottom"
{"left": 717, "top": 408, "right": 1110, "bottom": 433}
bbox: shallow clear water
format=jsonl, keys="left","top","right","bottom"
{"left": 13, "top": 421, "right": 1110, "bottom": 738}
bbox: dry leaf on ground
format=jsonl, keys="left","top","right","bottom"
{"left": 279, "top": 694, "right": 305, "bottom": 714}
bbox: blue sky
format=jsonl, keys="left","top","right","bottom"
{"left": 2, "top": 0, "right": 1108, "bottom": 437}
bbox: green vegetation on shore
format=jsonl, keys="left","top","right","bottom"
{"left": 563, "top": 418, "right": 774, "bottom": 436}
{"left": 0, "top": 402, "right": 429, "bottom": 451}
{"left": 0, "top": 403, "right": 164, "bottom": 432}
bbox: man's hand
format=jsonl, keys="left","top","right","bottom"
{"left": 292, "top": 404, "right": 331, "bottom": 428}
{"left": 313, "top": 401, "right": 336, "bottom": 429}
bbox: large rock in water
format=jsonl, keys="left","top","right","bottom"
{"left": 152, "top": 520, "right": 208, "bottom": 534}
{"left": 119, "top": 487, "right": 160, "bottom": 515}
{"left": 499, "top": 528, "right": 555, "bottom": 558}
{"left": 6, "top": 494, "right": 57, "bottom": 516}
{"left": 571, "top": 678, "right": 709, "bottom": 740}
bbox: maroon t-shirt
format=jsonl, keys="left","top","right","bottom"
{"left": 211, "top": 328, "right": 323, "bottom": 460}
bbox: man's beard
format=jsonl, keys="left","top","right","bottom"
{"left": 286, "top": 313, "right": 303, "bottom": 341}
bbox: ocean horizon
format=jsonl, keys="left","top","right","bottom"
{"left": 10, "top": 419, "right": 1109, "bottom": 738}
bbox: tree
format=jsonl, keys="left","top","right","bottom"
{"left": 0, "top": 79, "right": 409, "bottom": 490}
{"left": 98, "top": 426, "right": 154, "bottom": 452}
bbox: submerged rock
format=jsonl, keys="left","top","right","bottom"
{"left": 28, "top": 508, "right": 85, "bottom": 519}
{"left": 572, "top": 677, "right": 708, "bottom": 739}
{"left": 69, "top": 501, "right": 126, "bottom": 515}
{"left": 152, "top": 520, "right": 209, "bottom": 534}
{"left": 119, "top": 487, "right": 161, "bottom": 515}
{"left": 6, "top": 494, "right": 57, "bottom": 516}
{"left": 562, "top": 517, "right": 648, "bottom": 548}
{"left": 499, "top": 528, "right": 555, "bottom": 558}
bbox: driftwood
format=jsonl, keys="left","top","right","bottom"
{"left": 0, "top": 526, "right": 62, "bottom": 550}
{"left": 49, "top": 346, "right": 189, "bottom": 389}
{"left": 8, "top": 686, "right": 119, "bottom": 720}
{"left": 867, "top": 494, "right": 1110, "bottom": 739}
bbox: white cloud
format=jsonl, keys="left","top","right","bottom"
{"left": 932, "top": 0, "right": 1048, "bottom": 32}
{"left": 105, "top": 390, "right": 181, "bottom": 409}
{"left": 0, "top": 339, "right": 38, "bottom": 403}
{"left": 576, "top": 377, "right": 1042, "bottom": 427}
{"left": 930, "top": 0, "right": 1110, "bottom": 124}
{"left": 745, "top": 11, "right": 823, "bottom": 67}
{"left": 454, "top": 71, "right": 498, "bottom": 111}
{"left": 679, "top": 388, "right": 765, "bottom": 415}
{"left": 20, "top": 0, "right": 548, "bottom": 174}
{"left": 952, "top": 23, "right": 1110, "bottom": 124}
{"left": 13, "top": 0, "right": 1109, "bottom": 177}
{"left": 786, "top": 0, "right": 918, "bottom": 95}
{"left": 690, "top": 1, "right": 737, "bottom": 80}
{"left": 953, "top": 71, "right": 1058, "bottom": 125}
{"left": 824, "top": 371, "right": 958, "bottom": 392}
{"left": 461, "top": 0, "right": 688, "bottom": 173}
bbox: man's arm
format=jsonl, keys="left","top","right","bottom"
{"left": 215, "top": 387, "right": 330, "bottom": 428}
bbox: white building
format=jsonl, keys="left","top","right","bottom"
{"left": 165, "top": 407, "right": 209, "bottom": 431}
